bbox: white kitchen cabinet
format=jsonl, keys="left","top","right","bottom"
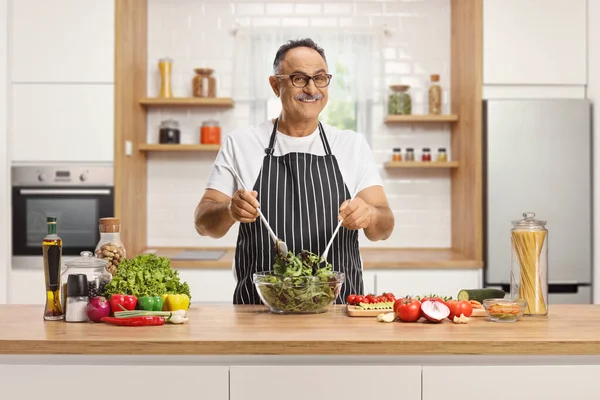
{"left": 10, "top": 0, "right": 114, "bottom": 83}
{"left": 231, "top": 366, "right": 421, "bottom": 400}
{"left": 10, "top": 268, "right": 45, "bottom": 305}
{"left": 423, "top": 365, "right": 600, "bottom": 400}
{"left": 0, "top": 365, "right": 229, "bottom": 400}
{"left": 483, "top": 0, "right": 586, "bottom": 86}
{"left": 374, "top": 269, "right": 482, "bottom": 298}
{"left": 11, "top": 84, "right": 114, "bottom": 162}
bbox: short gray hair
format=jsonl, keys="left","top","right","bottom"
{"left": 272, "top": 38, "right": 327, "bottom": 74}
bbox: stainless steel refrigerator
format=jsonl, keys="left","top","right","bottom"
{"left": 483, "top": 99, "right": 593, "bottom": 304}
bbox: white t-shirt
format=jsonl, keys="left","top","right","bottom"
{"left": 206, "top": 120, "right": 382, "bottom": 198}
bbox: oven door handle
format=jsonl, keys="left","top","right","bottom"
{"left": 19, "top": 189, "right": 111, "bottom": 195}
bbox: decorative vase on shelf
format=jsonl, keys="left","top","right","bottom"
{"left": 158, "top": 57, "right": 174, "bottom": 98}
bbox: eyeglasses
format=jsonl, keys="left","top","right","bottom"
{"left": 275, "top": 73, "right": 332, "bottom": 88}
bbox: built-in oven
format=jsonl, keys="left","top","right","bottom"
{"left": 11, "top": 165, "right": 114, "bottom": 264}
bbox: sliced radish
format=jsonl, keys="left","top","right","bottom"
{"left": 420, "top": 300, "right": 450, "bottom": 323}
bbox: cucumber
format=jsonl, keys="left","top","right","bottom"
{"left": 457, "top": 288, "right": 506, "bottom": 303}
{"left": 358, "top": 301, "right": 394, "bottom": 310}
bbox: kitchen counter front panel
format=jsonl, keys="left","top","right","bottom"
{"left": 1, "top": 304, "right": 600, "bottom": 356}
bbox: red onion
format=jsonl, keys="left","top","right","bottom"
{"left": 86, "top": 296, "right": 111, "bottom": 323}
{"left": 420, "top": 299, "right": 450, "bottom": 323}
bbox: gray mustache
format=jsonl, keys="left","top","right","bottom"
{"left": 295, "top": 93, "right": 323, "bottom": 101}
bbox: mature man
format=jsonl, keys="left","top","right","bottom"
{"left": 194, "top": 38, "right": 394, "bottom": 304}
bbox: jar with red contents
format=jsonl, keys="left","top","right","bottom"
{"left": 421, "top": 147, "right": 432, "bottom": 161}
{"left": 200, "top": 120, "right": 221, "bottom": 145}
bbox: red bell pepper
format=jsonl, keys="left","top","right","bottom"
{"left": 101, "top": 316, "right": 165, "bottom": 326}
{"left": 109, "top": 294, "right": 137, "bottom": 314}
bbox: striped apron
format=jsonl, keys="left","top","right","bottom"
{"left": 233, "top": 118, "right": 363, "bottom": 304}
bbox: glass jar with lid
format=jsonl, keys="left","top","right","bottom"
{"left": 159, "top": 119, "right": 180, "bottom": 144}
{"left": 200, "top": 120, "right": 221, "bottom": 144}
{"left": 60, "top": 251, "right": 111, "bottom": 310}
{"left": 510, "top": 212, "right": 548, "bottom": 316}
{"left": 95, "top": 217, "right": 126, "bottom": 275}
{"left": 388, "top": 85, "right": 412, "bottom": 115}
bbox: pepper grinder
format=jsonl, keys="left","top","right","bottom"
{"left": 65, "top": 274, "right": 89, "bottom": 323}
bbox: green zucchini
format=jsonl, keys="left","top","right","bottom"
{"left": 457, "top": 288, "right": 506, "bottom": 303}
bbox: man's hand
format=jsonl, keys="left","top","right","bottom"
{"left": 338, "top": 197, "right": 373, "bottom": 230}
{"left": 229, "top": 189, "right": 260, "bottom": 223}
{"left": 337, "top": 185, "right": 394, "bottom": 241}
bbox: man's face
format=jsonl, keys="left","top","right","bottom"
{"left": 270, "top": 47, "right": 329, "bottom": 121}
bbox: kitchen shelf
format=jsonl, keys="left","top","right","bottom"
{"left": 144, "top": 247, "right": 483, "bottom": 269}
{"left": 384, "top": 114, "right": 459, "bottom": 123}
{"left": 384, "top": 161, "right": 459, "bottom": 168}
{"left": 138, "top": 144, "right": 221, "bottom": 152}
{"left": 139, "top": 97, "right": 235, "bottom": 108}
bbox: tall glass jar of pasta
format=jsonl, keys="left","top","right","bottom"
{"left": 510, "top": 212, "right": 548, "bottom": 316}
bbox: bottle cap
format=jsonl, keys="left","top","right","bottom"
{"left": 47, "top": 217, "right": 57, "bottom": 223}
{"left": 431, "top": 74, "right": 440, "bottom": 82}
{"left": 67, "top": 274, "right": 89, "bottom": 297}
{"left": 423, "top": 147, "right": 430, "bottom": 151}
{"left": 99, "top": 217, "right": 121, "bottom": 233}
{"left": 393, "top": 147, "right": 401, "bottom": 152}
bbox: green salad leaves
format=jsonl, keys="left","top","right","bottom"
{"left": 102, "top": 254, "right": 191, "bottom": 300}
{"left": 256, "top": 250, "right": 342, "bottom": 313}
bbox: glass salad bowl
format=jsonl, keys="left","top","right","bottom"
{"left": 483, "top": 298, "right": 527, "bottom": 322}
{"left": 253, "top": 271, "right": 345, "bottom": 314}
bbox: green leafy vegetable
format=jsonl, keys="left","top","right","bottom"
{"left": 255, "top": 249, "right": 342, "bottom": 313}
{"left": 102, "top": 254, "right": 191, "bottom": 301}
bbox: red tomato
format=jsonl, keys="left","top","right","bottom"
{"left": 366, "top": 294, "right": 377, "bottom": 303}
{"left": 377, "top": 295, "right": 388, "bottom": 303}
{"left": 347, "top": 294, "right": 356, "bottom": 305}
{"left": 394, "top": 297, "right": 422, "bottom": 322}
{"left": 446, "top": 300, "right": 473, "bottom": 320}
{"left": 421, "top": 295, "right": 444, "bottom": 303}
{"left": 385, "top": 292, "right": 396, "bottom": 302}
{"left": 355, "top": 295, "right": 366, "bottom": 304}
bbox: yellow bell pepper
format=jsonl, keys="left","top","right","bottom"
{"left": 162, "top": 294, "right": 190, "bottom": 311}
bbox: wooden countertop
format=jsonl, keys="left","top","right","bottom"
{"left": 1, "top": 304, "right": 599, "bottom": 356}
{"left": 144, "top": 247, "right": 483, "bottom": 269}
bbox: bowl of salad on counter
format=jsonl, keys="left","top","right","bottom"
{"left": 253, "top": 249, "right": 345, "bottom": 314}
{"left": 483, "top": 298, "right": 527, "bottom": 322}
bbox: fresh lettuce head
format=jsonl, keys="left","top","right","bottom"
{"left": 102, "top": 254, "right": 191, "bottom": 300}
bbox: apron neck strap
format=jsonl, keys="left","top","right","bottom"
{"left": 265, "top": 118, "right": 332, "bottom": 156}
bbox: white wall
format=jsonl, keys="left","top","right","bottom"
{"left": 0, "top": 0, "right": 8, "bottom": 304}
{"left": 146, "top": 0, "right": 453, "bottom": 250}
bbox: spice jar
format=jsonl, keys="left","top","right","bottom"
{"left": 95, "top": 218, "right": 126, "bottom": 275}
{"left": 437, "top": 147, "right": 448, "bottom": 162}
{"left": 392, "top": 148, "right": 402, "bottom": 162}
{"left": 201, "top": 120, "right": 221, "bottom": 144}
{"left": 428, "top": 74, "right": 442, "bottom": 115}
{"left": 193, "top": 68, "right": 217, "bottom": 98}
{"left": 159, "top": 119, "right": 180, "bottom": 144}
{"left": 405, "top": 148, "right": 415, "bottom": 161}
{"left": 388, "top": 85, "right": 412, "bottom": 115}
{"left": 60, "top": 251, "right": 111, "bottom": 312}
{"left": 510, "top": 212, "right": 548, "bottom": 316}
{"left": 421, "top": 148, "right": 431, "bottom": 161}
{"left": 65, "top": 274, "right": 89, "bottom": 323}
{"left": 158, "top": 57, "right": 173, "bottom": 98}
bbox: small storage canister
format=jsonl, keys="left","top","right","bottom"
{"left": 510, "top": 212, "right": 548, "bottom": 316}
{"left": 201, "top": 120, "right": 221, "bottom": 145}
{"left": 405, "top": 148, "right": 415, "bottom": 161}
{"left": 392, "top": 147, "right": 402, "bottom": 162}
{"left": 60, "top": 252, "right": 111, "bottom": 314}
{"left": 421, "top": 148, "right": 431, "bottom": 161}
{"left": 437, "top": 147, "right": 448, "bottom": 162}
{"left": 65, "top": 274, "right": 89, "bottom": 323}
{"left": 388, "top": 85, "right": 412, "bottom": 115}
{"left": 95, "top": 218, "right": 126, "bottom": 275}
{"left": 159, "top": 119, "right": 180, "bottom": 144}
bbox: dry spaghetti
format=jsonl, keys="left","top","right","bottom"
{"left": 511, "top": 229, "right": 547, "bottom": 315}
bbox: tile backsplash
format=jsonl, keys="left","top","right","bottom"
{"left": 146, "top": 0, "right": 452, "bottom": 249}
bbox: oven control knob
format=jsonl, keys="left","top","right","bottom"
{"left": 37, "top": 173, "right": 46, "bottom": 182}
{"left": 79, "top": 173, "right": 88, "bottom": 182}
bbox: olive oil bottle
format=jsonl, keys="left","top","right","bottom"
{"left": 43, "top": 217, "right": 64, "bottom": 320}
